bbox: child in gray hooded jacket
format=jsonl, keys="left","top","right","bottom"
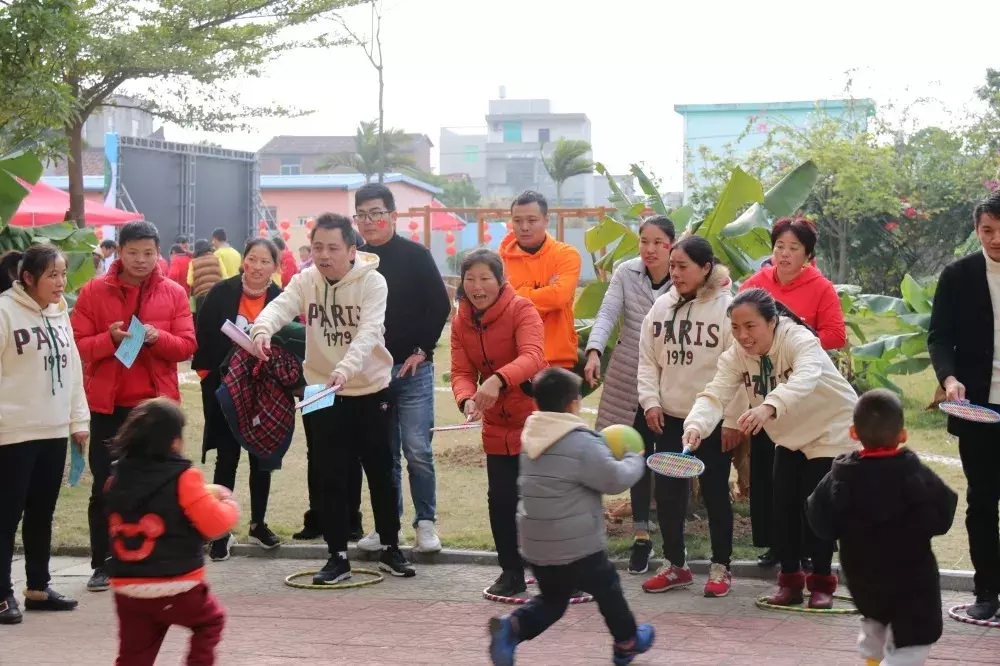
{"left": 487, "top": 367, "right": 655, "bottom": 666}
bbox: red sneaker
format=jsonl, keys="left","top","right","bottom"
{"left": 703, "top": 563, "right": 731, "bottom": 598}
{"left": 642, "top": 563, "right": 693, "bottom": 593}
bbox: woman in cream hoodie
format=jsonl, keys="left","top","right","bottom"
{"left": 635, "top": 236, "right": 740, "bottom": 598}
{"left": 683, "top": 287, "right": 858, "bottom": 610}
{"left": 0, "top": 245, "right": 89, "bottom": 624}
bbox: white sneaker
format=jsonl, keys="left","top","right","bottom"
{"left": 414, "top": 520, "right": 442, "bottom": 553}
{"left": 357, "top": 531, "right": 383, "bottom": 552}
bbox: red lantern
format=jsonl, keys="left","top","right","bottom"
{"left": 259, "top": 229, "right": 269, "bottom": 237}
{"left": 483, "top": 233, "right": 492, "bottom": 243}
{"left": 258, "top": 219, "right": 267, "bottom": 230}
{"left": 282, "top": 231, "right": 291, "bottom": 241}
{"left": 410, "top": 232, "right": 421, "bottom": 242}
{"left": 446, "top": 246, "right": 457, "bottom": 256}
{"left": 445, "top": 232, "right": 455, "bottom": 243}
{"left": 280, "top": 220, "right": 291, "bottom": 230}
{"left": 305, "top": 218, "right": 315, "bottom": 229}
{"left": 408, "top": 220, "right": 419, "bottom": 231}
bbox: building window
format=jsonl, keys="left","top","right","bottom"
{"left": 464, "top": 145, "right": 479, "bottom": 163}
{"left": 538, "top": 128, "right": 550, "bottom": 144}
{"left": 280, "top": 156, "right": 301, "bottom": 176}
{"left": 265, "top": 207, "right": 278, "bottom": 224}
{"left": 131, "top": 119, "right": 140, "bottom": 137}
{"left": 502, "top": 121, "right": 522, "bottom": 143}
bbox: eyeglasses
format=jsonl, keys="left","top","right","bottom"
{"left": 353, "top": 210, "right": 393, "bottom": 223}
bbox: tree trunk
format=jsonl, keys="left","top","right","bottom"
{"left": 377, "top": 64, "right": 384, "bottom": 184}
{"left": 836, "top": 220, "right": 849, "bottom": 284}
{"left": 555, "top": 181, "right": 562, "bottom": 207}
{"left": 67, "top": 119, "right": 85, "bottom": 226}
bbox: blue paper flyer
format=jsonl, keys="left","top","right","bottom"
{"left": 114, "top": 316, "right": 146, "bottom": 369}
{"left": 298, "top": 384, "right": 337, "bottom": 415}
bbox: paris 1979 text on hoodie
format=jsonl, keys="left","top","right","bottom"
{"left": 250, "top": 252, "right": 394, "bottom": 397}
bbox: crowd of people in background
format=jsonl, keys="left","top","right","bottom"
{"left": 1, "top": 187, "right": 1000, "bottom": 666}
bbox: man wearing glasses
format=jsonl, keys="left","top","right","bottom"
{"left": 347, "top": 183, "right": 451, "bottom": 554}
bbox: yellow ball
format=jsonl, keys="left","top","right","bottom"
{"left": 600, "top": 424, "right": 645, "bottom": 460}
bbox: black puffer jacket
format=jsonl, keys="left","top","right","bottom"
{"left": 807, "top": 448, "right": 957, "bottom": 648}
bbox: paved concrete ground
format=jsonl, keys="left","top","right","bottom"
{"left": 3, "top": 555, "right": 997, "bottom": 665}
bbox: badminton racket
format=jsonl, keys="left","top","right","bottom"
{"left": 646, "top": 448, "right": 705, "bottom": 478}
{"left": 431, "top": 423, "right": 483, "bottom": 433}
{"left": 938, "top": 401, "right": 1000, "bottom": 424}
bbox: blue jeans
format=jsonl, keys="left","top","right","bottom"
{"left": 390, "top": 361, "right": 437, "bottom": 525}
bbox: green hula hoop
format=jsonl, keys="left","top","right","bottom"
{"left": 284, "top": 568, "right": 384, "bottom": 590}
{"left": 755, "top": 592, "right": 859, "bottom": 615}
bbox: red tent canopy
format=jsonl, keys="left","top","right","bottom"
{"left": 430, "top": 199, "right": 466, "bottom": 231}
{"left": 9, "top": 180, "right": 143, "bottom": 227}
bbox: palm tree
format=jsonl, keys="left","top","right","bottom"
{"left": 318, "top": 120, "right": 416, "bottom": 182}
{"left": 541, "top": 138, "right": 594, "bottom": 206}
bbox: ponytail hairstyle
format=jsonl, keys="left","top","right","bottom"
{"left": 0, "top": 244, "right": 64, "bottom": 294}
{"left": 669, "top": 235, "right": 718, "bottom": 309}
{"left": 638, "top": 214, "right": 676, "bottom": 244}
{"left": 727, "top": 287, "right": 817, "bottom": 337}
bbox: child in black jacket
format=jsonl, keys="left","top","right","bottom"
{"left": 807, "top": 389, "right": 957, "bottom": 666}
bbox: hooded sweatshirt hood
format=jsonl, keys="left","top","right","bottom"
{"left": 521, "top": 411, "right": 589, "bottom": 459}
{"left": 250, "top": 251, "right": 394, "bottom": 396}
{"left": 636, "top": 264, "right": 734, "bottom": 417}
{"left": 0, "top": 282, "right": 89, "bottom": 445}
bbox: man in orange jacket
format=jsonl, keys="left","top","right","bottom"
{"left": 499, "top": 190, "right": 581, "bottom": 369}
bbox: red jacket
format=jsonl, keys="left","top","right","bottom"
{"left": 740, "top": 264, "right": 847, "bottom": 350}
{"left": 71, "top": 260, "right": 197, "bottom": 414}
{"left": 167, "top": 253, "right": 192, "bottom": 295}
{"left": 450, "top": 285, "right": 547, "bottom": 455}
{"left": 280, "top": 249, "right": 298, "bottom": 288}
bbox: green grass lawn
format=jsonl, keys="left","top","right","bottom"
{"left": 42, "top": 321, "right": 971, "bottom": 571}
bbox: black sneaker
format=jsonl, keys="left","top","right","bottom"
{"left": 209, "top": 534, "right": 236, "bottom": 562}
{"left": 248, "top": 523, "right": 281, "bottom": 550}
{"left": 292, "top": 525, "right": 323, "bottom": 540}
{"left": 379, "top": 545, "right": 416, "bottom": 578}
{"left": 86, "top": 569, "right": 110, "bottom": 592}
{"left": 23, "top": 588, "right": 78, "bottom": 612}
{"left": 628, "top": 539, "right": 653, "bottom": 575}
{"left": 0, "top": 594, "right": 22, "bottom": 625}
{"left": 757, "top": 549, "right": 777, "bottom": 567}
{"left": 967, "top": 593, "right": 1000, "bottom": 620}
{"left": 486, "top": 571, "right": 526, "bottom": 597}
{"left": 312, "top": 555, "right": 352, "bottom": 585}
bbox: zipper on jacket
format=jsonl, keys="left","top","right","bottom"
{"left": 474, "top": 321, "right": 513, "bottom": 455}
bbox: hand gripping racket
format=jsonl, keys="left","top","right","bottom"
{"left": 646, "top": 448, "right": 706, "bottom": 478}
{"left": 938, "top": 401, "right": 1000, "bottom": 424}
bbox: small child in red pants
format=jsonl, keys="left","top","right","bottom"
{"left": 103, "top": 398, "right": 240, "bottom": 666}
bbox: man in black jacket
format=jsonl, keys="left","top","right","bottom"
{"left": 928, "top": 190, "right": 1000, "bottom": 620}
{"left": 346, "top": 183, "right": 452, "bottom": 553}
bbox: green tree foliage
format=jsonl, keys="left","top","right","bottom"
{"left": 438, "top": 179, "right": 481, "bottom": 209}
{"left": 60, "top": 0, "right": 363, "bottom": 220}
{"left": 541, "top": 138, "right": 594, "bottom": 206}
{"left": 318, "top": 119, "right": 417, "bottom": 182}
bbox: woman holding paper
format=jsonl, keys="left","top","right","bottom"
{"left": 193, "top": 237, "right": 283, "bottom": 562}
{"left": 0, "top": 244, "right": 89, "bottom": 624}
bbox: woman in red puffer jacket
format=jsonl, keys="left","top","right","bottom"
{"left": 450, "top": 248, "right": 546, "bottom": 599}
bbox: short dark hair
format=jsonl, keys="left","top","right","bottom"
{"left": 771, "top": 217, "right": 818, "bottom": 258}
{"left": 853, "top": 389, "right": 904, "bottom": 449}
{"left": 174, "top": 234, "right": 188, "bottom": 245}
{"left": 169, "top": 244, "right": 184, "bottom": 255}
{"left": 974, "top": 191, "right": 1000, "bottom": 228}
{"left": 193, "top": 239, "right": 213, "bottom": 257}
{"left": 533, "top": 367, "right": 582, "bottom": 413}
{"left": 299, "top": 245, "right": 311, "bottom": 253}
{"left": 639, "top": 215, "right": 676, "bottom": 242}
{"left": 355, "top": 183, "right": 396, "bottom": 211}
{"left": 271, "top": 235, "right": 286, "bottom": 251}
{"left": 118, "top": 220, "right": 160, "bottom": 249}
{"left": 244, "top": 237, "right": 279, "bottom": 265}
{"left": 211, "top": 227, "right": 227, "bottom": 242}
{"left": 100, "top": 239, "right": 117, "bottom": 251}
{"left": 0, "top": 243, "right": 64, "bottom": 293}
{"left": 110, "top": 398, "right": 185, "bottom": 460}
{"left": 311, "top": 213, "right": 358, "bottom": 247}
{"left": 511, "top": 190, "right": 548, "bottom": 216}
{"left": 457, "top": 248, "right": 505, "bottom": 299}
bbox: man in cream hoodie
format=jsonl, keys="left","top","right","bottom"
{"left": 250, "top": 213, "right": 414, "bottom": 583}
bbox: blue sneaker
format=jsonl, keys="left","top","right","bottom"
{"left": 488, "top": 615, "right": 517, "bottom": 666}
{"left": 613, "top": 623, "right": 655, "bottom": 665}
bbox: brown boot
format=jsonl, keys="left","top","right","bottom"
{"left": 766, "top": 571, "right": 805, "bottom": 606}
{"left": 806, "top": 573, "right": 838, "bottom": 609}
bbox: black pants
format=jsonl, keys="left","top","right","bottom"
{"left": 89, "top": 408, "right": 132, "bottom": 571}
{"left": 486, "top": 454, "right": 523, "bottom": 578}
{"left": 301, "top": 416, "right": 363, "bottom": 535}
{"left": 513, "top": 551, "right": 637, "bottom": 643}
{"left": 750, "top": 430, "right": 775, "bottom": 548}
{"left": 0, "top": 439, "right": 67, "bottom": 598}
{"left": 629, "top": 410, "right": 657, "bottom": 531}
{"left": 958, "top": 420, "right": 1000, "bottom": 595}
{"left": 637, "top": 407, "right": 733, "bottom": 566}
{"left": 213, "top": 432, "right": 271, "bottom": 526}
{"left": 772, "top": 446, "right": 834, "bottom": 575}
{"left": 303, "top": 389, "right": 399, "bottom": 553}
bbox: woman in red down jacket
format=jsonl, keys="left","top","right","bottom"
{"left": 70, "top": 220, "right": 196, "bottom": 592}
{"left": 451, "top": 248, "right": 546, "bottom": 599}
{"left": 738, "top": 217, "right": 846, "bottom": 570}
